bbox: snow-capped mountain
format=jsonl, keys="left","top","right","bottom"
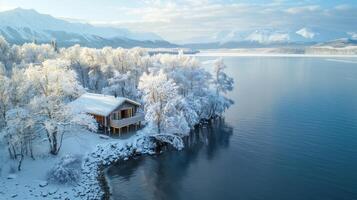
{"left": 183, "top": 27, "right": 353, "bottom": 48}
{"left": 0, "top": 8, "right": 176, "bottom": 48}
{"left": 315, "top": 38, "right": 357, "bottom": 48}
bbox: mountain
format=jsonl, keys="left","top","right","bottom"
{"left": 182, "top": 28, "right": 353, "bottom": 49}
{"left": 315, "top": 38, "right": 357, "bottom": 48}
{"left": 0, "top": 8, "right": 177, "bottom": 48}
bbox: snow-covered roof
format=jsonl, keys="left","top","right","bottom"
{"left": 69, "top": 93, "right": 140, "bottom": 117}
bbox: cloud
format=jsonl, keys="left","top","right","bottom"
{"left": 82, "top": 1, "right": 357, "bottom": 42}
{"left": 0, "top": 3, "right": 16, "bottom": 11}
{"left": 334, "top": 4, "right": 351, "bottom": 11}
{"left": 246, "top": 31, "right": 290, "bottom": 44}
{"left": 285, "top": 5, "right": 320, "bottom": 14}
{"left": 296, "top": 28, "right": 315, "bottom": 39}
{"left": 347, "top": 32, "right": 357, "bottom": 39}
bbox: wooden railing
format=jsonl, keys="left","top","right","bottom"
{"left": 110, "top": 113, "right": 145, "bottom": 128}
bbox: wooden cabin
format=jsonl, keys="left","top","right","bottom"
{"left": 70, "top": 93, "right": 144, "bottom": 135}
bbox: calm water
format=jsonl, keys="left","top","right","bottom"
{"left": 106, "top": 57, "right": 357, "bottom": 200}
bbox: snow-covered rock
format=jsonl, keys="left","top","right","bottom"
{"left": 38, "top": 181, "right": 48, "bottom": 188}
{"left": 7, "top": 174, "right": 17, "bottom": 179}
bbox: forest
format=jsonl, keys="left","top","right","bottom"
{"left": 0, "top": 36, "right": 234, "bottom": 171}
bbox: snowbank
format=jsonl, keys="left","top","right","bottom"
{"left": 0, "top": 127, "right": 187, "bottom": 199}
{"left": 0, "top": 129, "right": 134, "bottom": 199}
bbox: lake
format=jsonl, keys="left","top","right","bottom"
{"left": 106, "top": 56, "right": 357, "bottom": 200}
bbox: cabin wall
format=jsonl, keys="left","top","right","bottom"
{"left": 108, "top": 102, "right": 142, "bottom": 134}
{"left": 110, "top": 102, "right": 138, "bottom": 120}
{"left": 92, "top": 114, "right": 106, "bottom": 127}
{"left": 115, "top": 102, "right": 137, "bottom": 113}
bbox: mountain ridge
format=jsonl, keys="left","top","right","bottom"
{"left": 0, "top": 8, "right": 177, "bottom": 48}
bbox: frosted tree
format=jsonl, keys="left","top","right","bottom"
{"left": 1, "top": 108, "right": 35, "bottom": 170}
{"left": 60, "top": 45, "right": 90, "bottom": 88}
{"left": 80, "top": 48, "right": 111, "bottom": 92}
{"left": 212, "top": 58, "right": 234, "bottom": 95}
{"left": 0, "top": 71, "right": 11, "bottom": 128}
{"left": 153, "top": 54, "right": 213, "bottom": 121}
{"left": 14, "top": 43, "right": 56, "bottom": 65}
{"left": 18, "top": 43, "right": 57, "bottom": 64}
{"left": 0, "top": 66, "right": 29, "bottom": 128}
{"left": 138, "top": 70, "right": 190, "bottom": 136}
{"left": 0, "top": 36, "right": 12, "bottom": 70}
{"left": 209, "top": 58, "right": 234, "bottom": 117}
{"left": 102, "top": 71, "right": 137, "bottom": 98}
{"left": 8, "top": 68, "right": 30, "bottom": 107}
{"left": 24, "top": 60, "right": 95, "bottom": 155}
{"left": 25, "top": 59, "right": 84, "bottom": 100}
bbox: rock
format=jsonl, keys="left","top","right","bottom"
{"left": 41, "top": 192, "right": 48, "bottom": 197}
{"left": 39, "top": 181, "right": 48, "bottom": 187}
{"left": 7, "top": 174, "right": 17, "bottom": 179}
{"left": 48, "top": 188, "right": 58, "bottom": 195}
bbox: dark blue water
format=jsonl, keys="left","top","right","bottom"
{"left": 107, "top": 57, "right": 357, "bottom": 200}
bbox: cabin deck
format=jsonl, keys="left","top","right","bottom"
{"left": 110, "top": 113, "right": 145, "bottom": 128}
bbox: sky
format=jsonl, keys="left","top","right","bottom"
{"left": 0, "top": 0, "right": 356, "bottom": 42}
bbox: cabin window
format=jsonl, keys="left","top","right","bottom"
{"left": 120, "top": 108, "right": 133, "bottom": 119}
{"left": 121, "top": 110, "right": 127, "bottom": 118}
{"left": 113, "top": 112, "right": 119, "bottom": 120}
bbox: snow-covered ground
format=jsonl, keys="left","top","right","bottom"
{"left": 0, "top": 128, "right": 156, "bottom": 199}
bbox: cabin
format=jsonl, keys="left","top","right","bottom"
{"left": 70, "top": 93, "right": 144, "bottom": 135}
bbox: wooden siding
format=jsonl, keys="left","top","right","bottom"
{"left": 93, "top": 114, "right": 105, "bottom": 126}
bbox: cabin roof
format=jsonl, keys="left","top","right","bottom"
{"left": 69, "top": 92, "right": 140, "bottom": 117}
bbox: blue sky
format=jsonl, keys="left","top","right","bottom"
{"left": 0, "top": 0, "right": 356, "bottom": 42}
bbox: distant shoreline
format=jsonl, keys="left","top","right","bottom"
{"left": 194, "top": 52, "right": 357, "bottom": 58}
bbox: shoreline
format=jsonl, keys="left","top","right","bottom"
{"left": 95, "top": 138, "right": 176, "bottom": 200}
{"left": 194, "top": 52, "right": 357, "bottom": 58}
{"left": 98, "top": 120, "right": 214, "bottom": 200}
{"left": 77, "top": 134, "right": 156, "bottom": 199}
{"left": 98, "top": 165, "right": 111, "bottom": 200}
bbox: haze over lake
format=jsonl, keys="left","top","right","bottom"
{"left": 107, "top": 56, "right": 357, "bottom": 200}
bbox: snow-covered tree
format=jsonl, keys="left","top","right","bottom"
{"left": 212, "top": 58, "right": 234, "bottom": 95}
{"left": 0, "top": 36, "right": 12, "bottom": 70}
{"left": 25, "top": 59, "right": 84, "bottom": 101}
{"left": 204, "top": 58, "right": 235, "bottom": 118}
{"left": 102, "top": 71, "right": 137, "bottom": 99}
{"left": 0, "top": 73, "right": 11, "bottom": 128}
{"left": 139, "top": 70, "right": 190, "bottom": 136}
{"left": 17, "top": 43, "right": 57, "bottom": 64}
{"left": 1, "top": 108, "right": 35, "bottom": 170}
{"left": 24, "top": 60, "right": 95, "bottom": 155}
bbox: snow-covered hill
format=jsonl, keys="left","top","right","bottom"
{"left": 0, "top": 8, "right": 176, "bottom": 48}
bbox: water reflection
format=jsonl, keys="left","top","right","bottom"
{"left": 106, "top": 119, "right": 233, "bottom": 200}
